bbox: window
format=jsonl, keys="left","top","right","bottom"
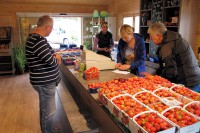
{"left": 123, "top": 16, "right": 140, "bottom": 33}
{"left": 46, "top": 17, "right": 82, "bottom": 49}
{"left": 123, "top": 17, "right": 133, "bottom": 27}
{"left": 134, "top": 16, "right": 140, "bottom": 33}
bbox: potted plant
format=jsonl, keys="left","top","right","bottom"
{"left": 13, "top": 43, "right": 27, "bottom": 74}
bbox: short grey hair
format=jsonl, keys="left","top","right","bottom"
{"left": 37, "top": 15, "right": 53, "bottom": 27}
{"left": 147, "top": 22, "right": 167, "bottom": 35}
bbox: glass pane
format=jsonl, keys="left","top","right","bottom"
{"left": 123, "top": 17, "right": 133, "bottom": 27}
{"left": 135, "top": 16, "right": 140, "bottom": 33}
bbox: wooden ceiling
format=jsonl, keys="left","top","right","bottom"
{"left": 0, "top": 0, "right": 113, "bottom": 6}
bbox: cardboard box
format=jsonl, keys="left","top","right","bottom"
{"left": 153, "top": 87, "right": 192, "bottom": 106}
{"left": 170, "top": 84, "right": 200, "bottom": 101}
{"left": 161, "top": 106, "right": 200, "bottom": 133}
{"left": 109, "top": 94, "right": 149, "bottom": 127}
{"left": 129, "top": 111, "right": 176, "bottom": 133}
{"left": 183, "top": 101, "right": 200, "bottom": 120}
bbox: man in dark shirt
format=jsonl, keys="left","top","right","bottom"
{"left": 26, "top": 15, "right": 61, "bottom": 133}
{"left": 148, "top": 22, "right": 200, "bottom": 93}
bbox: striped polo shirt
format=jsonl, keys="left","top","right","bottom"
{"left": 25, "top": 33, "right": 60, "bottom": 85}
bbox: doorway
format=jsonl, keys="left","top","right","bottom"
{"left": 46, "top": 17, "right": 82, "bottom": 49}
{"left": 17, "top": 13, "right": 89, "bottom": 50}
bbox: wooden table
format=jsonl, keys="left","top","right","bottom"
{"left": 60, "top": 63, "right": 134, "bottom": 133}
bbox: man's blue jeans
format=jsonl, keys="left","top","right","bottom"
{"left": 33, "top": 83, "right": 56, "bottom": 133}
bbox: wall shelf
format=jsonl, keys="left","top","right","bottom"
{"left": 140, "top": 0, "right": 181, "bottom": 75}
{"left": 0, "top": 27, "right": 15, "bottom": 75}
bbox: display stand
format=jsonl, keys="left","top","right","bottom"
{"left": 60, "top": 63, "right": 134, "bottom": 133}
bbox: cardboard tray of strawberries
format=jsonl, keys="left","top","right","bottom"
{"left": 170, "top": 84, "right": 200, "bottom": 101}
{"left": 130, "top": 111, "right": 176, "bottom": 133}
{"left": 183, "top": 101, "right": 200, "bottom": 120}
{"left": 161, "top": 106, "right": 200, "bottom": 133}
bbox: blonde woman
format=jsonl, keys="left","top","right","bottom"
{"left": 115, "top": 24, "right": 146, "bottom": 76}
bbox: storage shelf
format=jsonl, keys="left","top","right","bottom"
{"left": 141, "top": 9, "right": 152, "bottom": 11}
{"left": 163, "top": 5, "right": 180, "bottom": 9}
{"left": 140, "top": 26, "right": 150, "bottom": 27}
{"left": 166, "top": 26, "right": 178, "bottom": 28}
{"left": 140, "top": 0, "right": 181, "bottom": 75}
{"left": 0, "top": 27, "right": 14, "bottom": 75}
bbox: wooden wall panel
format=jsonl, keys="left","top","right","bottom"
{"left": 0, "top": 0, "right": 199, "bottom": 55}
{"left": 115, "top": 0, "right": 140, "bottom": 40}
{"left": 107, "top": 0, "right": 117, "bottom": 16}
{"left": 107, "top": 0, "right": 140, "bottom": 41}
{"left": 0, "top": 3, "right": 107, "bottom": 46}
{"left": 0, "top": 4, "right": 106, "bottom": 14}
{"left": 179, "top": 0, "right": 200, "bottom": 57}
{"left": 195, "top": 6, "right": 200, "bottom": 58}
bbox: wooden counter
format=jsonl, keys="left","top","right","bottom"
{"left": 60, "top": 63, "right": 134, "bottom": 133}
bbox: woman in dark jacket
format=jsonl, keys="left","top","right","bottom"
{"left": 93, "top": 22, "right": 114, "bottom": 57}
{"left": 116, "top": 24, "right": 146, "bottom": 77}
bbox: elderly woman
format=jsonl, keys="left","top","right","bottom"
{"left": 115, "top": 24, "right": 146, "bottom": 77}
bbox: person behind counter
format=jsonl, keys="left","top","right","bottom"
{"left": 147, "top": 22, "right": 200, "bottom": 93}
{"left": 26, "top": 15, "right": 61, "bottom": 133}
{"left": 92, "top": 21, "right": 114, "bottom": 57}
{"left": 115, "top": 24, "right": 146, "bottom": 77}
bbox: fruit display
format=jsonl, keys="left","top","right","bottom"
{"left": 134, "top": 91, "right": 160, "bottom": 105}
{"left": 88, "top": 82, "right": 105, "bottom": 89}
{"left": 111, "top": 95, "right": 149, "bottom": 127}
{"left": 127, "top": 77, "right": 159, "bottom": 92}
{"left": 124, "top": 105, "right": 149, "bottom": 118}
{"left": 184, "top": 101, "right": 200, "bottom": 119}
{"left": 145, "top": 75, "right": 174, "bottom": 88}
{"left": 112, "top": 95, "right": 136, "bottom": 110}
{"left": 83, "top": 67, "right": 99, "bottom": 80}
{"left": 104, "top": 91, "right": 125, "bottom": 100}
{"left": 148, "top": 102, "right": 169, "bottom": 113}
{"left": 100, "top": 91, "right": 125, "bottom": 107}
{"left": 134, "top": 111, "right": 174, "bottom": 133}
{"left": 153, "top": 88, "right": 192, "bottom": 106}
{"left": 162, "top": 107, "right": 199, "bottom": 128}
{"left": 124, "top": 87, "right": 143, "bottom": 95}
{"left": 112, "top": 95, "right": 148, "bottom": 113}
{"left": 171, "top": 85, "right": 200, "bottom": 101}
{"left": 94, "top": 75, "right": 200, "bottom": 133}
{"left": 153, "top": 88, "right": 178, "bottom": 98}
